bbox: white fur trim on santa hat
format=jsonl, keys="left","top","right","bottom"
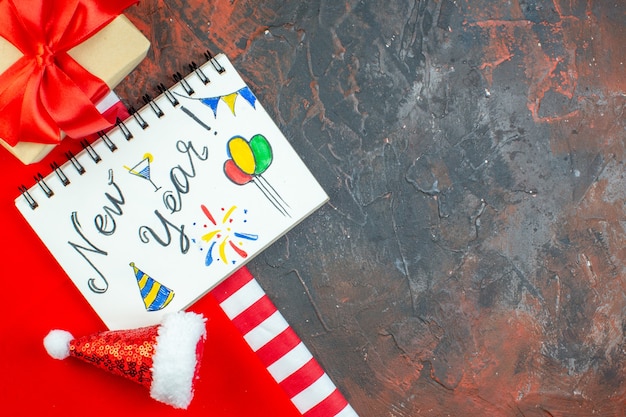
{"left": 43, "top": 330, "right": 75, "bottom": 360}
{"left": 150, "top": 311, "right": 207, "bottom": 409}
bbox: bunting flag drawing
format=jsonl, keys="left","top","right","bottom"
{"left": 176, "top": 86, "right": 257, "bottom": 117}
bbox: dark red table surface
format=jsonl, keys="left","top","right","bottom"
{"left": 2, "top": 1, "right": 626, "bottom": 416}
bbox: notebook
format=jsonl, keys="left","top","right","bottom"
{"left": 14, "top": 53, "right": 328, "bottom": 330}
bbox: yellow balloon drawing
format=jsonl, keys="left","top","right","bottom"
{"left": 228, "top": 137, "right": 255, "bottom": 175}
{"left": 144, "top": 153, "right": 154, "bottom": 162}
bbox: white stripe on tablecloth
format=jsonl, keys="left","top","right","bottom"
{"left": 266, "top": 342, "right": 312, "bottom": 383}
{"left": 335, "top": 404, "right": 360, "bottom": 417}
{"left": 219, "top": 278, "right": 265, "bottom": 318}
{"left": 243, "top": 310, "right": 290, "bottom": 351}
{"left": 291, "top": 373, "right": 337, "bottom": 413}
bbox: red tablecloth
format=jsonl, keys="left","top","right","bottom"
{"left": 0, "top": 135, "right": 301, "bottom": 416}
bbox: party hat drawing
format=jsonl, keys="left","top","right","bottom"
{"left": 130, "top": 262, "right": 175, "bottom": 311}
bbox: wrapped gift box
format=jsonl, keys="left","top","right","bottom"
{"left": 0, "top": 15, "right": 150, "bottom": 164}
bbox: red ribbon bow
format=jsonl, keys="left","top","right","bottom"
{"left": 0, "top": 0, "right": 138, "bottom": 146}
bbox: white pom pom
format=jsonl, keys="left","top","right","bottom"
{"left": 43, "top": 330, "right": 74, "bottom": 360}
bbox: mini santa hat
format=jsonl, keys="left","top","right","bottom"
{"left": 43, "top": 311, "right": 206, "bottom": 409}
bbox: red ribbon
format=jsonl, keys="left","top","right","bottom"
{"left": 0, "top": 0, "right": 138, "bottom": 146}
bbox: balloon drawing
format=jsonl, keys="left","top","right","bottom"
{"left": 223, "top": 134, "right": 290, "bottom": 217}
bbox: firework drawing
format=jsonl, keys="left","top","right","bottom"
{"left": 198, "top": 204, "right": 259, "bottom": 266}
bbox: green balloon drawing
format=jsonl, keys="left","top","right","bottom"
{"left": 249, "top": 134, "right": 272, "bottom": 174}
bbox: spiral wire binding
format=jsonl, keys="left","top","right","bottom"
{"left": 205, "top": 50, "right": 225, "bottom": 73}
{"left": 173, "top": 71, "right": 195, "bottom": 95}
{"left": 81, "top": 139, "right": 101, "bottom": 163}
{"left": 99, "top": 131, "right": 117, "bottom": 152}
{"left": 190, "top": 61, "right": 210, "bottom": 84}
{"left": 129, "top": 106, "right": 149, "bottom": 130}
{"left": 157, "top": 82, "right": 180, "bottom": 107}
{"left": 18, "top": 51, "right": 226, "bottom": 210}
{"left": 143, "top": 94, "right": 164, "bottom": 118}
{"left": 19, "top": 185, "right": 38, "bottom": 209}
{"left": 51, "top": 161, "right": 70, "bottom": 186}
{"left": 65, "top": 150, "right": 85, "bottom": 175}
{"left": 115, "top": 117, "right": 133, "bottom": 140}
{"left": 34, "top": 173, "right": 54, "bottom": 198}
